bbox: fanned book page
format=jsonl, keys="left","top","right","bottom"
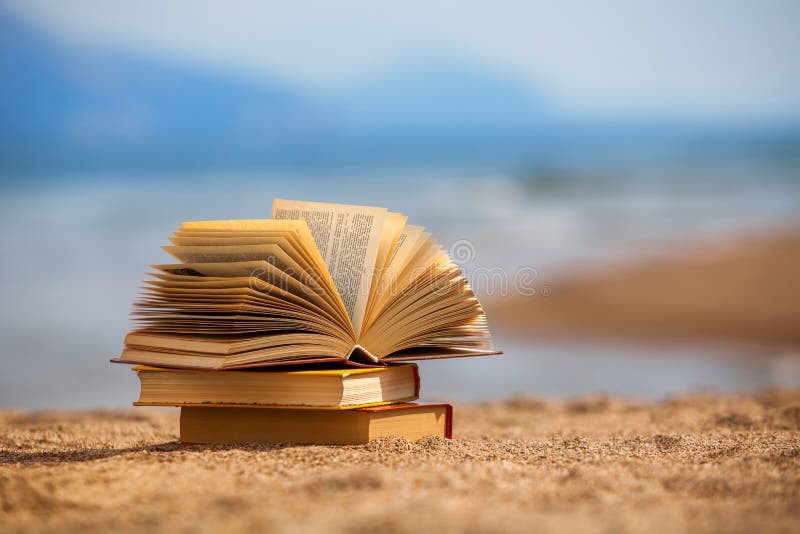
{"left": 115, "top": 200, "right": 499, "bottom": 369}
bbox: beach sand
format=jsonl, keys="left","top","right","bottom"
{"left": 489, "top": 227, "right": 800, "bottom": 346}
{"left": 2, "top": 392, "right": 799, "bottom": 533}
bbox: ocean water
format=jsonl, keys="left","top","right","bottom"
{"left": 1, "top": 162, "right": 799, "bottom": 408}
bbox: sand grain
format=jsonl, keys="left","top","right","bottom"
{"left": 2, "top": 392, "right": 799, "bottom": 533}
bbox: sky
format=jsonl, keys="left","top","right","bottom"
{"left": 4, "top": 0, "right": 800, "bottom": 120}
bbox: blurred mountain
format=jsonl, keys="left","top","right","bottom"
{"left": 332, "top": 57, "right": 547, "bottom": 130}
{"left": 1, "top": 6, "right": 797, "bottom": 175}
{"left": 0, "top": 7, "right": 325, "bottom": 171}
{"left": 0, "top": 6, "right": 558, "bottom": 173}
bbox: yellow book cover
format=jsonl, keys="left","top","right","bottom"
{"left": 131, "top": 363, "right": 420, "bottom": 409}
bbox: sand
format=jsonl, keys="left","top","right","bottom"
{"left": 2, "top": 391, "right": 799, "bottom": 533}
{"left": 489, "top": 226, "right": 800, "bottom": 346}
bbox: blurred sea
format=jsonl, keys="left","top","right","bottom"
{"left": 1, "top": 156, "right": 799, "bottom": 408}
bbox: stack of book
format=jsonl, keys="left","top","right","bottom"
{"left": 131, "top": 364, "right": 452, "bottom": 444}
{"left": 114, "top": 199, "right": 498, "bottom": 445}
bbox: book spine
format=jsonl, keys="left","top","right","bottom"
{"left": 445, "top": 404, "right": 453, "bottom": 439}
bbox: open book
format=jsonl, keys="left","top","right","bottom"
{"left": 115, "top": 199, "right": 498, "bottom": 369}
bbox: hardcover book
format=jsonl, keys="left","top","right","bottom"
{"left": 179, "top": 403, "right": 453, "bottom": 445}
{"left": 115, "top": 199, "right": 498, "bottom": 369}
{"left": 132, "top": 363, "right": 419, "bottom": 408}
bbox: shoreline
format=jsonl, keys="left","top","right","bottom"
{"left": 487, "top": 225, "right": 800, "bottom": 348}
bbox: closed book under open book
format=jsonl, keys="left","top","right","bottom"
{"left": 179, "top": 403, "right": 452, "bottom": 445}
{"left": 133, "top": 363, "right": 419, "bottom": 408}
{"left": 114, "top": 199, "right": 499, "bottom": 369}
